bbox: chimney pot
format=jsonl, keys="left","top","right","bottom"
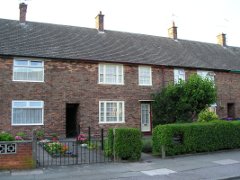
{"left": 217, "top": 33, "right": 227, "bottom": 47}
{"left": 168, "top": 21, "right": 177, "bottom": 40}
{"left": 95, "top": 11, "right": 104, "bottom": 32}
{"left": 19, "top": 3, "right": 27, "bottom": 23}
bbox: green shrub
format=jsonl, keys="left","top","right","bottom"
{"left": 104, "top": 139, "right": 112, "bottom": 157}
{"left": 197, "top": 109, "right": 218, "bottom": 122}
{"left": 153, "top": 121, "right": 240, "bottom": 156}
{"left": 36, "top": 130, "right": 44, "bottom": 139}
{"left": 105, "top": 128, "right": 142, "bottom": 160}
{"left": 152, "top": 74, "right": 216, "bottom": 125}
{"left": 104, "top": 128, "right": 114, "bottom": 157}
{"left": 0, "top": 132, "right": 14, "bottom": 141}
{"left": 115, "top": 128, "right": 142, "bottom": 160}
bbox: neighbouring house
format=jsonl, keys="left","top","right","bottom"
{"left": 0, "top": 3, "right": 240, "bottom": 137}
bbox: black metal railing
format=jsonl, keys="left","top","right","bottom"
{"left": 36, "top": 127, "right": 112, "bottom": 167}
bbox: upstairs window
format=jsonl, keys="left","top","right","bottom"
{"left": 174, "top": 69, "right": 185, "bottom": 84}
{"left": 13, "top": 59, "right": 44, "bottom": 82}
{"left": 99, "top": 64, "right": 123, "bottom": 85}
{"left": 197, "top": 70, "right": 215, "bottom": 82}
{"left": 139, "top": 66, "right": 152, "bottom": 86}
{"left": 99, "top": 101, "right": 125, "bottom": 123}
{"left": 12, "top": 101, "right": 44, "bottom": 125}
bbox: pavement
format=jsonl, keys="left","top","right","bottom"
{"left": 1, "top": 150, "right": 240, "bottom": 180}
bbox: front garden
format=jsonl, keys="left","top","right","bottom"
{"left": 148, "top": 74, "right": 240, "bottom": 157}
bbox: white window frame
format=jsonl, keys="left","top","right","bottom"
{"left": 12, "top": 100, "right": 44, "bottom": 126}
{"left": 99, "top": 101, "right": 125, "bottom": 124}
{"left": 98, "top": 64, "right": 124, "bottom": 85}
{"left": 174, "top": 68, "right": 185, "bottom": 84}
{"left": 13, "top": 58, "right": 44, "bottom": 82}
{"left": 197, "top": 70, "right": 215, "bottom": 82}
{"left": 138, "top": 66, "right": 152, "bottom": 86}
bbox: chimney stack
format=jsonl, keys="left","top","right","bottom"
{"left": 19, "top": 3, "right": 27, "bottom": 23}
{"left": 217, "top": 33, "right": 226, "bottom": 47}
{"left": 168, "top": 21, "right": 178, "bottom": 40}
{"left": 95, "top": 11, "right": 104, "bottom": 32}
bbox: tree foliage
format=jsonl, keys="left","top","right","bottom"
{"left": 152, "top": 74, "right": 217, "bottom": 126}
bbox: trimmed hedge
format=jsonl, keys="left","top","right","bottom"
{"left": 153, "top": 120, "right": 240, "bottom": 156}
{"left": 106, "top": 128, "right": 142, "bottom": 160}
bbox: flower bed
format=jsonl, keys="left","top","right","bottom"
{"left": 40, "top": 140, "right": 77, "bottom": 157}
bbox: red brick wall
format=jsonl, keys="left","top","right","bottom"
{"left": 0, "top": 141, "right": 34, "bottom": 170}
{"left": 0, "top": 57, "right": 240, "bottom": 137}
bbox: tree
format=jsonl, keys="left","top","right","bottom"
{"left": 152, "top": 74, "right": 217, "bottom": 126}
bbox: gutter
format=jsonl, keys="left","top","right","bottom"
{"left": 230, "top": 70, "right": 240, "bottom": 73}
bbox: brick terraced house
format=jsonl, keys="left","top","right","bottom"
{"left": 0, "top": 3, "right": 240, "bottom": 137}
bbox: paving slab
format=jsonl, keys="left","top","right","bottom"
{"left": 141, "top": 168, "right": 176, "bottom": 176}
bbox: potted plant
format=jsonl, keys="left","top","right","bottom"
{"left": 76, "top": 134, "right": 87, "bottom": 147}
{"left": 51, "top": 133, "right": 58, "bottom": 142}
{"left": 36, "top": 130, "right": 44, "bottom": 140}
{"left": 15, "top": 132, "right": 26, "bottom": 141}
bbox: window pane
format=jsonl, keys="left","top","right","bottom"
{"left": 174, "top": 69, "right": 185, "bottom": 84}
{"left": 13, "top": 67, "right": 28, "bottom": 80}
{"left": 99, "top": 64, "right": 123, "bottom": 84}
{"left": 118, "top": 102, "right": 123, "bottom": 121}
{"left": 100, "top": 102, "right": 104, "bottom": 122}
{"left": 106, "top": 102, "right": 117, "bottom": 122}
{"left": 139, "top": 67, "right": 151, "bottom": 85}
{"left": 99, "top": 101, "right": 124, "bottom": 123}
{"left": 30, "top": 61, "right": 43, "bottom": 67}
{"left": 13, "top": 108, "right": 42, "bottom": 124}
{"left": 118, "top": 66, "right": 123, "bottom": 84}
{"left": 29, "top": 101, "right": 43, "bottom": 107}
{"left": 13, "top": 60, "right": 44, "bottom": 82}
{"left": 28, "top": 67, "right": 44, "bottom": 81}
{"left": 13, "top": 101, "right": 27, "bottom": 107}
{"left": 141, "top": 104, "right": 149, "bottom": 124}
{"left": 14, "top": 60, "right": 28, "bottom": 66}
{"left": 105, "top": 65, "right": 117, "bottom": 83}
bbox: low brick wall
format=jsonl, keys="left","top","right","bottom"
{"left": 0, "top": 141, "right": 35, "bottom": 170}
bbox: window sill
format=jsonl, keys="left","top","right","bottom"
{"left": 99, "top": 122, "right": 125, "bottom": 124}
{"left": 12, "top": 124, "right": 44, "bottom": 126}
{"left": 98, "top": 83, "right": 124, "bottom": 85}
{"left": 12, "top": 80, "right": 45, "bottom": 83}
{"left": 139, "top": 84, "right": 152, "bottom": 87}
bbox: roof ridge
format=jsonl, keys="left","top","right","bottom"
{"left": 0, "top": 18, "right": 239, "bottom": 49}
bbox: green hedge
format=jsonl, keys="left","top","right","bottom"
{"left": 153, "top": 120, "right": 240, "bottom": 156}
{"left": 106, "top": 128, "right": 142, "bottom": 160}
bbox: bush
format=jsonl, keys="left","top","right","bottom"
{"left": 197, "top": 109, "right": 218, "bottom": 122}
{"left": 106, "top": 128, "right": 142, "bottom": 160}
{"left": 152, "top": 74, "right": 216, "bottom": 125}
{"left": 104, "top": 128, "right": 114, "bottom": 157}
{"left": 153, "top": 121, "right": 240, "bottom": 156}
{"left": 0, "top": 132, "right": 14, "bottom": 141}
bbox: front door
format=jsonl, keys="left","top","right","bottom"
{"left": 66, "top": 103, "right": 79, "bottom": 138}
{"left": 141, "top": 103, "right": 151, "bottom": 133}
